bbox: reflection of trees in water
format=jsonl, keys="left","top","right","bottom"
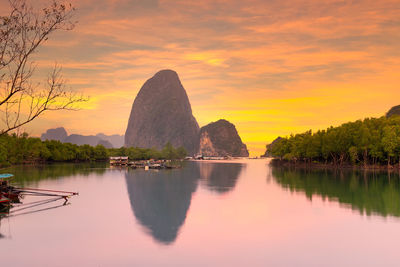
{"left": 2, "top": 162, "right": 108, "bottom": 186}
{"left": 125, "top": 162, "right": 199, "bottom": 245}
{"left": 199, "top": 162, "right": 244, "bottom": 194}
{"left": 271, "top": 166, "right": 400, "bottom": 217}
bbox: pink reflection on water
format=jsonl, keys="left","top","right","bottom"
{"left": 0, "top": 160, "right": 399, "bottom": 266}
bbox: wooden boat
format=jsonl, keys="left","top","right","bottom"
{"left": 0, "top": 173, "right": 78, "bottom": 240}
{"left": 0, "top": 193, "right": 11, "bottom": 206}
{"left": 2, "top": 192, "right": 20, "bottom": 203}
{"left": 0, "top": 173, "right": 78, "bottom": 200}
{"left": 0, "top": 174, "right": 20, "bottom": 203}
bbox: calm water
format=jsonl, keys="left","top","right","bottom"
{"left": 1, "top": 159, "right": 400, "bottom": 266}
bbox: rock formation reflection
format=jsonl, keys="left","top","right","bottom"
{"left": 271, "top": 166, "right": 400, "bottom": 218}
{"left": 199, "top": 162, "right": 244, "bottom": 194}
{"left": 125, "top": 162, "right": 199, "bottom": 245}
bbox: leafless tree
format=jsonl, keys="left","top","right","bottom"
{"left": 0, "top": 0, "right": 87, "bottom": 135}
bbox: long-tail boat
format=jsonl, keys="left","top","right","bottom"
{"left": 0, "top": 173, "right": 78, "bottom": 206}
{"left": 0, "top": 194, "right": 10, "bottom": 205}
{"left": 0, "top": 174, "right": 15, "bottom": 207}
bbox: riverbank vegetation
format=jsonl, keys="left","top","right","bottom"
{"left": 0, "top": 133, "right": 187, "bottom": 167}
{"left": 266, "top": 116, "right": 400, "bottom": 168}
{"left": 108, "top": 142, "right": 187, "bottom": 160}
{"left": 272, "top": 166, "right": 400, "bottom": 217}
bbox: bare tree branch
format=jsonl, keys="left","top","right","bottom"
{"left": 0, "top": 0, "right": 86, "bottom": 135}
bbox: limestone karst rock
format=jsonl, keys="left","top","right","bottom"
{"left": 125, "top": 70, "right": 199, "bottom": 154}
{"left": 263, "top": 137, "right": 282, "bottom": 157}
{"left": 40, "top": 127, "right": 68, "bottom": 142}
{"left": 199, "top": 119, "right": 249, "bottom": 157}
{"left": 387, "top": 105, "right": 400, "bottom": 118}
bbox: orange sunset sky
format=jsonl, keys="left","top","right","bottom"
{"left": 1, "top": 0, "right": 400, "bottom": 155}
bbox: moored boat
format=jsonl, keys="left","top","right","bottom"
{"left": 0, "top": 172, "right": 78, "bottom": 239}
{"left": 0, "top": 193, "right": 11, "bottom": 206}
{"left": 0, "top": 174, "right": 20, "bottom": 204}
{"left": 2, "top": 192, "right": 20, "bottom": 203}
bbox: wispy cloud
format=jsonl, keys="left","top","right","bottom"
{"left": 5, "top": 0, "right": 399, "bottom": 155}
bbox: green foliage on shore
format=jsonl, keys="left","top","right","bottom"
{"left": 108, "top": 142, "right": 187, "bottom": 160}
{"left": 266, "top": 116, "right": 400, "bottom": 166}
{"left": 0, "top": 134, "right": 187, "bottom": 167}
{"left": 0, "top": 133, "right": 109, "bottom": 167}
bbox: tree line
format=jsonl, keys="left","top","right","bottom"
{"left": 108, "top": 142, "right": 187, "bottom": 161}
{"left": 266, "top": 115, "right": 400, "bottom": 167}
{"left": 272, "top": 166, "right": 400, "bottom": 217}
{"left": 0, "top": 133, "right": 187, "bottom": 167}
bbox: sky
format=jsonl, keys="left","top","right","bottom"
{"left": 1, "top": 0, "right": 400, "bottom": 155}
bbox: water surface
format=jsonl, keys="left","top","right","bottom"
{"left": 1, "top": 160, "right": 400, "bottom": 266}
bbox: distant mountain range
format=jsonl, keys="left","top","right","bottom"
{"left": 41, "top": 127, "right": 124, "bottom": 148}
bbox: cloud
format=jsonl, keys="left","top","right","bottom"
{"left": 8, "top": 0, "right": 400, "bottom": 155}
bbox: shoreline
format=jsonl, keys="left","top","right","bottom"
{"left": 269, "top": 159, "right": 400, "bottom": 172}
{"left": 0, "top": 160, "right": 108, "bottom": 170}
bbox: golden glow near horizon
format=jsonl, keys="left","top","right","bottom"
{"left": 2, "top": 0, "right": 400, "bottom": 155}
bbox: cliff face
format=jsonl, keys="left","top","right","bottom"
{"left": 199, "top": 119, "right": 249, "bottom": 157}
{"left": 264, "top": 137, "right": 282, "bottom": 157}
{"left": 387, "top": 105, "right": 400, "bottom": 118}
{"left": 40, "top": 127, "right": 68, "bottom": 142}
{"left": 125, "top": 70, "right": 199, "bottom": 154}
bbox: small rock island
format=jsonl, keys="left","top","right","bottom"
{"left": 199, "top": 119, "right": 249, "bottom": 157}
